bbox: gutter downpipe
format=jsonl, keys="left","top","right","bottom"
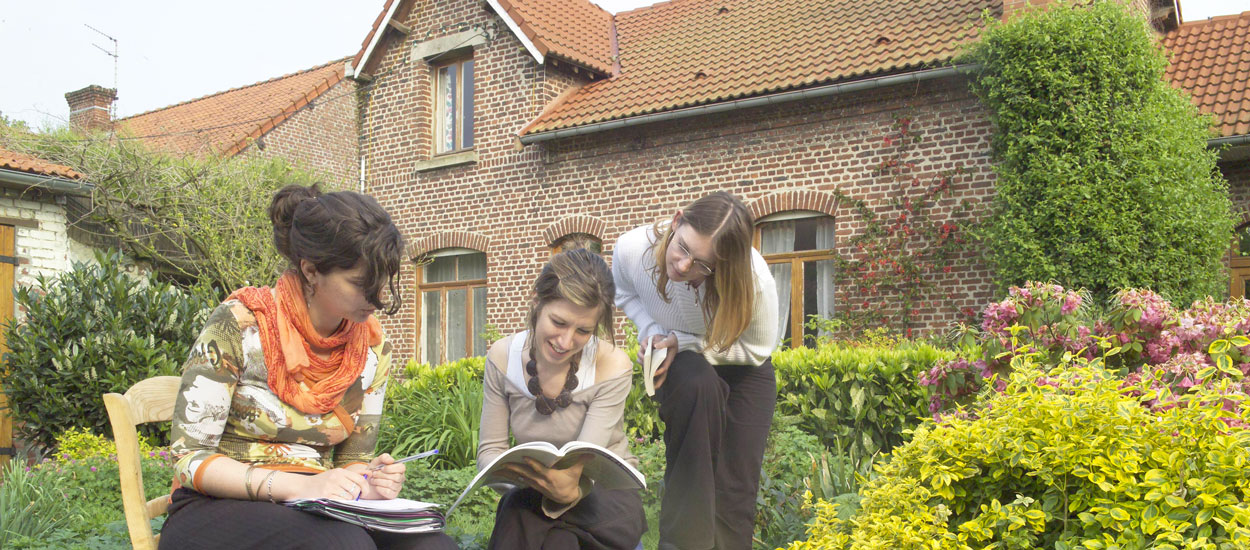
{"left": 0, "top": 169, "right": 93, "bottom": 197}
{"left": 519, "top": 64, "right": 979, "bottom": 145}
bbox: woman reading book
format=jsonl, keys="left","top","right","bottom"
{"left": 478, "top": 247, "right": 646, "bottom": 550}
{"left": 160, "top": 184, "right": 457, "bottom": 550}
{"left": 612, "top": 191, "right": 779, "bottom": 550}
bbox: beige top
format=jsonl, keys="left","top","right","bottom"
{"left": 478, "top": 331, "right": 638, "bottom": 471}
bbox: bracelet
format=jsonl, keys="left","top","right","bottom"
{"left": 244, "top": 465, "right": 257, "bottom": 501}
{"left": 264, "top": 470, "right": 278, "bottom": 504}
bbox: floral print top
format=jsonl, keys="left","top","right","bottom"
{"left": 169, "top": 300, "right": 391, "bottom": 492}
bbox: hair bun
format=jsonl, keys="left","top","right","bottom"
{"left": 269, "top": 183, "right": 323, "bottom": 259}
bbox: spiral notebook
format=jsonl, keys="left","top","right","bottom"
{"left": 285, "top": 497, "right": 445, "bottom": 533}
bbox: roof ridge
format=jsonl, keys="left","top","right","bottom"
{"left": 221, "top": 67, "right": 347, "bottom": 156}
{"left": 118, "top": 57, "right": 348, "bottom": 122}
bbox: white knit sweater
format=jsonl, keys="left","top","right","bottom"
{"left": 611, "top": 225, "right": 779, "bottom": 366}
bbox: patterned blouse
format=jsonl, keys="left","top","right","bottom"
{"left": 169, "top": 300, "right": 391, "bottom": 492}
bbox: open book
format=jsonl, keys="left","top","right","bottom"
{"left": 642, "top": 337, "right": 669, "bottom": 397}
{"left": 447, "top": 440, "right": 645, "bottom": 516}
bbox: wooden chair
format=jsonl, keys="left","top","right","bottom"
{"left": 103, "top": 376, "right": 181, "bottom": 550}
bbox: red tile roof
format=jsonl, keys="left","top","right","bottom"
{"left": 0, "top": 146, "right": 83, "bottom": 180}
{"left": 521, "top": 0, "right": 998, "bottom": 135}
{"left": 1162, "top": 11, "right": 1250, "bottom": 137}
{"left": 494, "top": 0, "right": 616, "bottom": 75}
{"left": 117, "top": 59, "right": 347, "bottom": 157}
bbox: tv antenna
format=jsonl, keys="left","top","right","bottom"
{"left": 85, "top": 23, "right": 119, "bottom": 117}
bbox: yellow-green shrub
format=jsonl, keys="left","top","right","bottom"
{"left": 786, "top": 356, "right": 1250, "bottom": 550}
{"left": 53, "top": 427, "right": 155, "bottom": 461}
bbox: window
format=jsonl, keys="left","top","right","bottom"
{"left": 1231, "top": 223, "right": 1250, "bottom": 299}
{"left": 552, "top": 233, "right": 603, "bottom": 255}
{"left": 755, "top": 213, "right": 836, "bottom": 348}
{"left": 435, "top": 58, "right": 474, "bottom": 154}
{"left": 418, "top": 249, "right": 487, "bottom": 364}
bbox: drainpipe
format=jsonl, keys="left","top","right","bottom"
{"left": 518, "top": 64, "right": 979, "bottom": 145}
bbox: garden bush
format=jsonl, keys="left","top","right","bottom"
{"left": 786, "top": 356, "right": 1250, "bottom": 549}
{"left": 966, "top": 1, "right": 1234, "bottom": 304}
{"left": 379, "top": 357, "right": 485, "bottom": 469}
{"left": 773, "top": 340, "right": 953, "bottom": 464}
{"left": 755, "top": 421, "right": 865, "bottom": 550}
{"left": 2, "top": 250, "right": 217, "bottom": 450}
{"left": 925, "top": 282, "right": 1250, "bottom": 422}
{"left": 0, "top": 460, "right": 79, "bottom": 547}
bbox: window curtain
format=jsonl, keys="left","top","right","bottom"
{"left": 761, "top": 221, "right": 795, "bottom": 346}
{"left": 813, "top": 217, "right": 836, "bottom": 340}
{"left": 439, "top": 66, "right": 457, "bottom": 152}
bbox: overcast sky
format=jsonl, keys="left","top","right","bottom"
{"left": 1, "top": 0, "right": 1244, "bottom": 130}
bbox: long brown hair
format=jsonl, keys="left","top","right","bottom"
{"left": 651, "top": 192, "right": 755, "bottom": 351}
{"left": 527, "top": 247, "right": 616, "bottom": 345}
{"left": 269, "top": 183, "right": 405, "bottom": 314}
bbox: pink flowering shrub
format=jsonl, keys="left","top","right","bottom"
{"left": 923, "top": 282, "right": 1250, "bottom": 421}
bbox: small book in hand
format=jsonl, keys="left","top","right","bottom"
{"left": 447, "top": 440, "right": 645, "bottom": 516}
{"left": 642, "top": 337, "right": 669, "bottom": 397}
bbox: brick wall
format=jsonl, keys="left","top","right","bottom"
{"left": 243, "top": 78, "right": 361, "bottom": 188}
{"left": 357, "top": 1, "right": 1002, "bottom": 363}
{"left": 1225, "top": 159, "right": 1250, "bottom": 223}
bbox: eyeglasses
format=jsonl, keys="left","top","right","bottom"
{"left": 673, "top": 238, "right": 715, "bottom": 277}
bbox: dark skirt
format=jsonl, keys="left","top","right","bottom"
{"left": 159, "top": 488, "right": 459, "bottom": 550}
{"left": 486, "top": 487, "right": 646, "bottom": 550}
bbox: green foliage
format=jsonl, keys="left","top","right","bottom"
{"left": 2, "top": 251, "right": 216, "bottom": 450}
{"left": 965, "top": 1, "right": 1234, "bottom": 304}
{"left": 621, "top": 321, "right": 664, "bottom": 441}
{"left": 400, "top": 461, "right": 498, "bottom": 548}
{"left": 0, "top": 460, "right": 79, "bottom": 547}
{"left": 786, "top": 356, "right": 1250, "bottom": 549}
{"left": 755, "top": 422, "right": 864, "bottom": 550}
{"left": 54, "top": 427, "right": 156, "bottom": 461}
{"left": 772, "top": 341, "right": 953, "bottom": 465}
{"left": 379, "top": 358, "right": 485, "bottom": 470}
{"left": 0, "top": 123, "right": 325, "bottom": 290}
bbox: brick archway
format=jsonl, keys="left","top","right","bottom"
{"left": 409, "top": 230, "right": 490, "bottom": 258}
{"left": 541, "top": 215, "right": 607, "bottom": 246}
{"left": 747, "top": 189, "right": 841, "bottom": 220}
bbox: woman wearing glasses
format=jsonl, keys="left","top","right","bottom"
{"left": 611, "top": 191, "right": 779, "bottom": 550}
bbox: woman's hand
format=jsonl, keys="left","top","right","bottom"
{"left": 502, "top": 457, "right": 587, "bottom": 505}
{"left": 637, "top": 333, "right": 679, "bottom": 390}
{"left": 347, "top": 454, "right": 406, "bottom": 500}
{"left": 299, "top": 467, "right": 370, "bottom": 500}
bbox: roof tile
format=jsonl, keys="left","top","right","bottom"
{"left": 496, "top": 0, "right": 616, "bottom": 74}
{"left": 1162, "top": 11, "right": 1250, "bottom": 137}
{"left": 117, "top": 59, "right": 347, "bottom": 156}
{"left": 522, "top": 0, "right": 998, "bottom": 135}
{"left": 0, "top": 146, "right": 83, "bottom": 180}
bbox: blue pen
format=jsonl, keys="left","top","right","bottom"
{"left": 358, "top": 450, "right": 440, "bottom": 500}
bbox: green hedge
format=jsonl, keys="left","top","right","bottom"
{"left": 965, "top": 1, "right": 1233, "bottom": 304}
{"left": 773, "top": 342, "right": 953, "bottom": 465}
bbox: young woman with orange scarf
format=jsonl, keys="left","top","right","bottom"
{"left": 159, "top": 184, "right": 457, "bottom": 550}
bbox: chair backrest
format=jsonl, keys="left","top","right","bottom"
{"left": 103, "top": 376, "right": 181, "bottom": 550}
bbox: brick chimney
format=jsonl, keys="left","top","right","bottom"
{"left": 64, "top": 85, "right": 116, "bottom": 132}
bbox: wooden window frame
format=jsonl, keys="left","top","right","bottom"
{"left": 753, "top": 213, "right": 836, "bottom": 349}
{"left": 415, "top": 250, "right": 487, "bottom": 364}
{"left": 433, "top": 57, "right": 475, "bottom": 156}
{"left": 1231, "top": 223, "right": 1250, "bottom": 299}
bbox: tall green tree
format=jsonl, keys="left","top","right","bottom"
{"left": 966, "top": 1, "right": 1233, "bottom": 304}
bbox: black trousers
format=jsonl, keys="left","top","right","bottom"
{"left": 656, "top": 352, "right": 776, "bottom": 550}
{"left": 159, "top": 488, "right": 459, "bottom": 550}
{"left": 486, "top": 486, "right": 646, "bottom": 550}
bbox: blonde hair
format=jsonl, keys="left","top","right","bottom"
{"left": 527, "top": 247, "right": 616, "bottom": 345}
{"left": 651, "top": 192, "right": 755, "bottom": 352}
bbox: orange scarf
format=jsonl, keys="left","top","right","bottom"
{"left": 229, "top": 271, "right": 382, "bottom": 415}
